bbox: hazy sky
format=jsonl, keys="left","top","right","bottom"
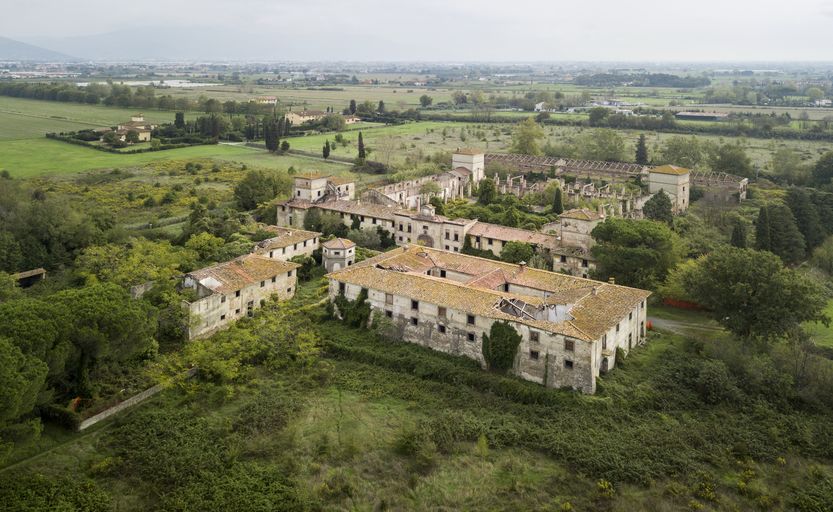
{"left": 3, "top": 0, "right": 833, "bottom": 61}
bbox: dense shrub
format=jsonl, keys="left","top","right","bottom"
{"left": 0, "top": 473, "right": 111, "bottom": 512}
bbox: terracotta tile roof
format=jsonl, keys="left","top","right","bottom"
{"left": 187, "top": 254, "right": 299, "bottom": 295}
{"left": 323, "top": 238, "right": 355, "bottom": 250}
{"left": 329, "top": 246, "right": 649, "bottom": 342}
{"left": 651, "top": 165, "right": 690, "bottom": 176}
{"left": 328, "top": 176, "right": 355, "bottom": 186}
{"left": 317, "top": 200, "right": 399, "bottom": 220}
{"left": 254, "top": 227, "right": 320, "bottom": 251}
{"left": 455, "top": 148, "right": 483, "bottom": 156}
{"left": 468, "top": 222, "right": 559, "bottom": 249}
{"left": 560, "top": 208, "right": 603, "bottom": 221}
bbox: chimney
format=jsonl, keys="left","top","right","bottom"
{"left": 608, "top": 277, "right": 615, "bottom": 285}
{"left": 518, "top": 261, "right": 527, "bottom": 272}
{"left": 592, "top": 286, "right": 598, "bottom": 296}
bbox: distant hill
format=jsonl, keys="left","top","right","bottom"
{"left": 0, "top": 36, "right": 75, "bottom": 61}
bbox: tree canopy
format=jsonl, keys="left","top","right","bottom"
{"left": 642, "top": 190, "right": 673, "bottom": 225}
{"left": 510, "top": 118, "right": 545, "bottom": 156}
{"left": 682, "top": 247, "right": 828, "bottom": 341}
{"left": 591, "top": 218, "right": 682, "bottom": 289}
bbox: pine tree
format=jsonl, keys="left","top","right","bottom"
{"left": 357, "top": 132, "right": 366, "bottom": 160}
{"left": 323, "top": 140, "right": 331, "bottom": 159}
{"left": 730, "top": 221, "right": 747, "bottom": 248}
{"left": 553, "top": 187, "right": 564, "bottom": 214}
{"left": 635, "top": 134, "right": 649, "bottom": 165}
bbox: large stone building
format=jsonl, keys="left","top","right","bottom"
{"left": 252, "top": 226, "right": 321, "bottom": 261}
{"left": 292, "top": 174, "right": 355, "bottom": 203}
{"left": 181, "top": 254, "right": 300, "bottom": 339}
{"left": 327, "top": 246, "right": 650, "bottom": 394}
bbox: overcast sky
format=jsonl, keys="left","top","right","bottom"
{"left": 3, "top": 0, "right": 833, "bottom": 61}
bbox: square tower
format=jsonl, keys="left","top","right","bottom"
{"left": 647, "top": 165, "right": 690, "bottom": 213}
{"left": 452, "top": 148, "right": 485, "bottom": 183}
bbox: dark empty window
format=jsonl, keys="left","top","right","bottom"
{"left": 385, "top": 310, "right": 393, "bottom": 318}
{"left": 440, "top": 270, "right": 447, "bottom": 278}
{"left": 467, "top": 332, "right": 476, "bottom": 342}
{"left": 220, "top": 314, "right": 226, "bottom": 320}
{"left": 467, "top": 314, "right": 475, "bottom": 325}
{"left": 560, "top": 255, "right": 567, "bottom": 263}
{"left": 410, "top": 317, "right": 418, "bottom": 326}
{"left": 438, "top": 324, "right": 446, "bottom": 333}
{"left": 272, "top": 276, "right": 276, "bottom": 283}
{"left": 221, "top": 295, "right": 226, "bottom": 303}
{"left": 339, "top": 282, "right": 345, "bottom": 294}
{"left": 629, "top": 312, "right": 633, "bottom": 320}
{"left": 530, "top": 331, "right": 539, "bottom": 343}
{"left": 564, "top": 339, "right": 575, "bottom": 351}
{"left": 616, "top": 323, "right": 620, "bottom": 333}
{"left": 564, "top": 359, "right": 574, "bottom": 369}
{"left": 438, "top": 306, "right": 447, "bottom": 318}
{"left": 260, "top": 281, "right": 265, "bottom": 287}
{"left": 529, "top": 350, "right": 540, "bottom": 360}
{"left": 411, "top": 300, "right": 419, "bottom": 310}
{"left": 235, "top": 290, "right": 241, "bottom": 297}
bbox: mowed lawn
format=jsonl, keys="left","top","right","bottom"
{"left": 0, "top": 96, "right": 189, "bottom": 140}
{"left": 0, "top": 138, "right": 348, "bottom": 178}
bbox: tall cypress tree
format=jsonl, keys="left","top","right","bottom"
{"left": 349, "top": 99, "right": 357, "bottom": 115}
{"left": 730, "top": 221, "right": 747, "bottom": 248}
{"left": 357, "top": 132, "right": 366, "bottom": 160}
{"left": 786, "top": 187, "right": 824, "bottom": 252}
{"left": 635, "top": 134, "right": 649, "bottom": 165}
{"left": 553, "top": 187, "right": 564, "bottom": 214}
{"left": 323, "top": 140, "right": 331, "bottom": 159}
{"left": 755, "top": 206, "right": 772, "bottom": 252}
{"left": 174, "top": 112, "right": 185, "bottom": 129}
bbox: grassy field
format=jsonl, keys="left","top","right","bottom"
{"left": 805, "top": 299, "right": 833, "bottom": 348}
{"left": 0, "top": 138, "right": 351, "bottom": 178}
{"left": 0, "top": 96, "right": 190, "bottom": 140}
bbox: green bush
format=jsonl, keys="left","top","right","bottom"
{"left": 482, "top": 321, "right": 522, "bottom": 373}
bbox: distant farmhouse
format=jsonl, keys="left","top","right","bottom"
{"left": 327, "top": 245, "right": 651, "bottom": 394}
{"left": 111, "top": 113, "right": 156, "bottom": 142}
{"left": 252, "top": 226, "right": 321, "bottom": 262}
{"left": 285, "top": 110, "right": 327, "bottom": 125}
{"left": 255, "top": 95, "right": 278, "bottom": 105}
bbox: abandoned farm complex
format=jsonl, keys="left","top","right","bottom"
{"left": 174, "top": 147, "right": 745, "bottom": 392}
{"left": 328, "top": 245, "right": 650, "bottom": 394}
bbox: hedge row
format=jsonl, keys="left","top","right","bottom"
{"left": 45, "top": 133, "right": 215, "bottom": 154}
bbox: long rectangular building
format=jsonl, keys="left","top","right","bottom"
{"left": 327, "top": 246, "right": 650, "bottom": 394}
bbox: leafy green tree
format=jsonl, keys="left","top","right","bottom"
{"left": 0, "top": 231, "right": 22, "bottom": 272}
{"left": 770, "top": 148, "right": 805, "bottom": 184}
{"left": 377, "top": 100, "right": 386, "bottom": 113}
{"left": 76, "top": 238, "right": 197, "bottom": 287}
{"left": 125, "top": 130, "right": 140, "bottom": 144}
{"left": 234, "top": 170, "right": 282, "bottom": 210}
{"left": 577, "top": 129, "right": 625, "bottom": 161}
{"left": 0, "top": 336, "right": 47, "bottom": 426}
{"left": 682, "top": 247, "right": 828, "bottom": 341}
{"left": 812, "top": 151, "right": 833, "bottom": 186}
{"left": 730, "top": 221, "right": 748, "bottom": 248}
{"left": 477, "top": 178, "right": 497, "bottom": 205}
{"left": 481, "top": 322, "right": 522, "bottom": 372}
{"left": 635, "top": 134, "right": 649, "bottom": 165}
{"left": 642, "top": 190, "right": 673, "bottom": 225}
{"left": 500, "top": 241, "right": 534, "bottom": 263}
{"left": 510, "top": 117, "right": 545, "bottom": 155}
{"left": 553, "top": 187, "right": 564, "bottom": 214}
{"left": 280, "top": 140, "right": 290, "bottom": 152}
{"left": 755, "top": 204, "right": 806, "bottom": 264}
{"left": 786, "top": 188, "right": 824, "bottom": 252}
{"left": 591, "top": 218, "right": 682, "bottom": 289}
{"left": 419, "top": 95, "right": 433, "bottom": 107}
{"left": 709, "top": 143, "right": 753, "bottom": 177}
{"left": 588, "top": 107, "right": 609, "bottom": 126}
{"left": 503, "top": 207, "right": 520, "bottom": 227}
{"left": 302, "top": 208, "right": 322, "bottom": 232}
{"left": 660, "top": 136, "right": 703, "bottom": 168}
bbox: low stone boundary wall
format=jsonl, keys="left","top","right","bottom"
{"left": 77, "top": 368, "right": 197, "bottom": 431}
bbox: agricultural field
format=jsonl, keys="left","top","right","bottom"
{"left": 0, "top": 96, "right": 191, "bottom": 140}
